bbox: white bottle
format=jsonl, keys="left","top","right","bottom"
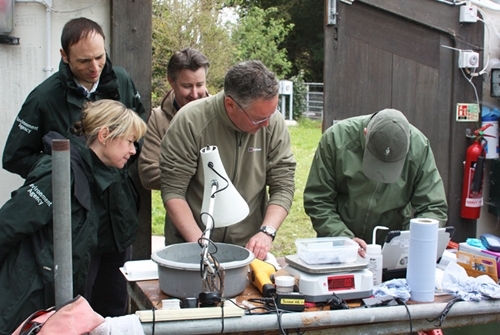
{"left": 366, "top": 244, "right": 383, "bottom": 287}
{"left": 366, "top": 226, "right": 389, "bottom": 287}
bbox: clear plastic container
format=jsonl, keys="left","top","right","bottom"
{"left": 274, "top": 275, "right": 295, "bottom": 293}
{"left": 295, "top": 237, "right": 358, "bottom": 265}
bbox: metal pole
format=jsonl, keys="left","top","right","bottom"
{"left": 140, "top": 299, "right": 500, "bottom": 334}
{"left": 52, "top": 139, "right": 73, "bottom": 309}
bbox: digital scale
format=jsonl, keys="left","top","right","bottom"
{"left": 284, "top": 254, "right": 374, "bottom": 302}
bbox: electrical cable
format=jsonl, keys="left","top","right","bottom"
{"left": 151, "top": 306, "right": 156, "bottom": 335}
{"left": 469, "top": 15, "right": 490, "bottom": 77}
{"left": 395, "top": 298, "right": 413, "bottom": 335}
{"left": 426, "top": 296, "right": 462, "bottom": 327}
{"left": 478, "top": 8, "right": 500, "bottom": 40}
{"left": 461, "top": 67, "right": 481, "bottom": 108}
{"left": 220, "top": 300, "right": 225, "bottom": 333}
{"left": 207, "top": 162, "right": 229, "bottom": 196}
{"left": 244, "top": 296, "right": 306, "bottom": 335}
{"left": 271, "top": 296, "right": 299, "bottom": 335}
{"left": 196, "top": 236, "right": 225, "bottom": 304}
{"left": 433, "top": 0, "right": 467, "bottom": 5}
{"left": 273, "top": 297, "right": 286, "bottom": 335}
{"left": 327, "top": 292, "right": 349, "bottom": 310}
{"left": 199, "top": 212, "right": 215, "bottom": 227}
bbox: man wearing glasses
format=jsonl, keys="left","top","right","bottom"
{"left": 159, "top": 60, "right": 296, "bottom": 260}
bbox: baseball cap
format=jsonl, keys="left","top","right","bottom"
{"left": 363, "top": 109, "right": 410, "bottom": 183}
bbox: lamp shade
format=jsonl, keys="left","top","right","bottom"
{"left": 200, "top": 145, "right": 249, "bottom": 228}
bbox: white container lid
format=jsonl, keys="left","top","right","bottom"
{"left": 275, "top": 275, "right": 295, "bottom": 287}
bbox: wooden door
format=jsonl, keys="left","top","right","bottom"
{"left": 324, "top": 0, "right": 484, "bottom": 241}
{"left": 111, "top": 1, "right": 153, "bottom": 260}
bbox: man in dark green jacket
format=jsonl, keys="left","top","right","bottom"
{"left": 304, "top": 109, "right": 448, "bottom": 253}
{"left": 1, "top": 17, "right": 145, "bottom": 318}
{"left": 2, "top": 19, "right": 145, "bottom": 178}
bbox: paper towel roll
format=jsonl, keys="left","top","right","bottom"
{"left": 406, "top": 218, "right": 439, "bottom": 302}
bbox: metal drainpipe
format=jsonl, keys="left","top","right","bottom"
{"left": 16, "top": 0, "right": 54, "bottom": 77}
{"left": 44, "top": 0, "right": 53, "bottom": 78}
{"left": 139, "top": 299, "right": 500, "bottom": 334}
{"left": 52, "top": 139, "right": 73, "bottom": 309}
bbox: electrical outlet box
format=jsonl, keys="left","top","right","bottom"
{"left": 458, "top": 50, "right": 479, "bottom": 68}
{"left": 460, "top": 4, "right": 478, "bottom": 23}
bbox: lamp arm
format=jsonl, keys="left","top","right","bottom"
{"left": 201, "top": 180, "right": 218, "bottom": 263}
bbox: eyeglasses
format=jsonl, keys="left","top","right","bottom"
{"left": 227, "top": 95, "right": 278, "bottom": 125}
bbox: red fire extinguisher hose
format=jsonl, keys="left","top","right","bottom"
{"left": 470, "top": 149, "right": 485, "bottom": 193}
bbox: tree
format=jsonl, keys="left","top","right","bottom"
{"left": 284, "top": 0, "right": 324, "bottom": 82}
{"left": 152, "top": 0, "right": 235, "bottom": 106}
{"left": 226, "top": 0, "right": 324, "bottom": 82}
{"left": 231, "top": 6, "right": 293, "bottom": 79}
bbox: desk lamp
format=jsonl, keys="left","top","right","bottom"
{"left": 198, "top": 145, "right": 249, "bottom": 306}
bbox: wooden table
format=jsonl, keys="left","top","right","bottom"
{"left": 127, "top": 278, "right": 500, "bottom": 335}
{"left": 128, "top": 277, "right": 356, "bottom": 311}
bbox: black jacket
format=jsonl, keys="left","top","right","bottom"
{"left": 0, "top": 132, "right": 140, "bottom": 334}
{"left": 2, "top": 57, "right": 145, "bottom": 178}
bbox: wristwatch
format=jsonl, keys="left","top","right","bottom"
{"left": 259, "top": 226, "right": 276, "bottom": 241}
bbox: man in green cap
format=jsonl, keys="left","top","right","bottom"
{"left": 303, "top": 109, "right": 448, "bottom": 255}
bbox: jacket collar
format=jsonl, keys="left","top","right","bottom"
{"left": 158, "top": 89, "right": 176, "bottom": 121}
{"left": 59, "top": 55, "right": 120, "bottom": 102}
{"left": 159, "top": 89, "right": 211, "bottom": 120}
{"left": 214, "top": 91, "right": 243, "bottom": 133}
{"left": 42, "top": 131, "right": 92, "bottom": 211}
{"left": 89, "top": 150, "right": 120, "bottom": 193}
{"left": 360, "top": 114, "right": 373, "bottom": 150}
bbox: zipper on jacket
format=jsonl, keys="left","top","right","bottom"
{"left": 234, "top": 132, "right": 243, "bottom": 179}
{"left": 222, "top": 131, "right": 244, "bottom": 242}
{"left": 238, "top": 132, "right": 243, "bottom": 147}
{"left": 363, "top": 182, "right": 380, "bottom": 238}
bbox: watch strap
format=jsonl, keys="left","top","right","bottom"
{"left": 259, "top": 226, "right": 276, "bottom": 241}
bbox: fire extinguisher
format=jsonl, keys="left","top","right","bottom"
{"left": 460, "top": 124, "right": 492, "bottom": 219}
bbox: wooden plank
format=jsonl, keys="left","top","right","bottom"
{"left": 110, "top": 0, "right": 152, "bottom": 113}
{"left": 110, "top": 1, "right": 153, "bottom": 260}
{"left": 136, "top": 302, "right": 245, "bottom": 322}
{"left": 358, "top": 0, "right": 462, "bottom": 35}
{"left": 344, "top": 2, "right": 441, "bottom": 69}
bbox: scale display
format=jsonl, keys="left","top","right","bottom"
{"left": 328, "top": 274, "right": 355, "bottom": 291}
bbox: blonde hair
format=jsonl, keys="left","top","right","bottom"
{"left": 72, "top": 100, "right": 147, "bottom": 145}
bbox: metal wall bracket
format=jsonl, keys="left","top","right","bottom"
{"left": 327, "top": 0, "right": 338, "bottom": 26}
{"left": 329, "top": 0, "right": 355, "bottom": 26}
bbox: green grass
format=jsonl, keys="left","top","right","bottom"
{"left": 151, "top": 117, "right": 323, "bottom": 257}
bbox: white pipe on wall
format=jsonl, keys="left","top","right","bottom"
{"left": 15, "top": 0, "right": 54, "bottom": 77}
{"left": 44, "top": 0, "right": 53, "bottom": 78}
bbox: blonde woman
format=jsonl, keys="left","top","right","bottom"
{"left": 0, "top": 99, "right": 146, "bottom": 333}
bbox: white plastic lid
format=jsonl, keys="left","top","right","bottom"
{"left": 366, "top": 244, "right": 381, "bottom": 254}
{"left": 275, "top": 275, "right": 295, "bottom": 287}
